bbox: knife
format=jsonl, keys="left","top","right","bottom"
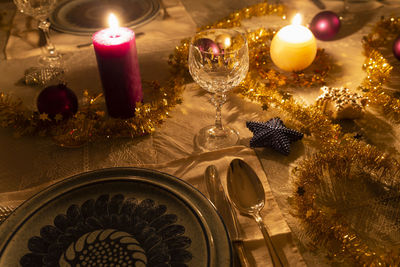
{"left": 204, "top": 165, "right": 250, "bottom": 267}
{"left": 310, "top": 0, "right": 326, "bottom": 9}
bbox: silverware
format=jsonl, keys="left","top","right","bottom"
{"left": 204, "top": 165, "right": 250, "bottom": 267}
{"left": 0, "top": 205, "right": 14, "bottom": 224}
{"left": 76, "top": 32, "right": 145, "bottom": 48}
{"left": 227, "top": 159, "right": 284, "bottom": 267}
{"left": 310, "top": 0, "right": 326, "bottom": 9}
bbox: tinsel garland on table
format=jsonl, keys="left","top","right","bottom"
{"left": 0, "top": 79, "right": 185, "bottom": 147}
{"left": 293, "top": 138, "right": 400, "bottom": 265}
{"left": 361, "top": 16, "right": 400, "bottom": 122}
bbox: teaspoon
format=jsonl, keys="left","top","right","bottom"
{"left": 227, "top": 159, "right": 283, "bottom": 267}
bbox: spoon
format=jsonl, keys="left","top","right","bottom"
{"left": 227, "top": 159, "right": 283, "bottom": 267}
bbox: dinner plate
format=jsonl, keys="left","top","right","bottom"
{"left": 50, "top": 0, "right": 160, "bottom": 35}
{"left": 0, "top": 168, "right": 232, "bottom": 266}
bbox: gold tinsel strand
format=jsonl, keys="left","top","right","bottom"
{"left": 293, "top": 138, "right": 400, "bottom": 265}
{"left": 361, "top": 16, "right": 400, "bottom": 122}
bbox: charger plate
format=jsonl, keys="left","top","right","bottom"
{"left": 0, "top": 167, "right": 232, "bottom": 266}
{"left": 50, "top": 0, "right": 160, "bottom": 35}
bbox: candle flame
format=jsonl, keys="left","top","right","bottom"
{"left": 108, "top": 13, "right": 119, "bottom": 30}
{"left": 292, "top": 13, "right": 302, "bottom": 25}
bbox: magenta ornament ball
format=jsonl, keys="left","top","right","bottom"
{"left": 194, "top": 38, "right": 220, "bottom": 54}
{"left": 37, "top": 84, "right": 78, "bottom": 119}
{"left": 310, "top": 11, "right": 341, "bottom": 41}
{"left": 393, "top": 35, "right": 400, "bottom": 61}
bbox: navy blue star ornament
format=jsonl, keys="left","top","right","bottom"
{"left": 246, "top": 117, "right": 303, "bottom": 156}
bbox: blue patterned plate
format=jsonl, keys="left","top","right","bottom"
{"left": 0, "top": 168, "right": 232, "bottom": 266}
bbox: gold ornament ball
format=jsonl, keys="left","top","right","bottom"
{"left": 215, "top": 34, "right": 232, "bottom": 49}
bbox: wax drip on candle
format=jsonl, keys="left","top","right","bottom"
{"left": 108, "top": 13, "right": 121, "bottom": 38}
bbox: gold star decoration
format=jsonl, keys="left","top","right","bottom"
{"left": 316, "top": 86, "right": 367, "bottom": 120}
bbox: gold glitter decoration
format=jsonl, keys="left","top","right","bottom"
{"left": 361, "top": 16, "right": 400, "bottom": 122}
{"left": 316, "top": 86, "right": 367, "bottom": 120}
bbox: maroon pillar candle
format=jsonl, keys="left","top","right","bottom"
{"left": 92, "top": 19, "right": 142, "bottom": 119}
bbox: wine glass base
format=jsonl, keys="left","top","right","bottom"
{"left": 195, "top": 125, "right": 239, "bottom": 151}
{"left": 38, "top": 54, "right": 63, "bottom": 68}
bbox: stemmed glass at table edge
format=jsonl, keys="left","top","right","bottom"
{"left": 13, "top": 0, "right": 62, "bottom": 83}
{"left": 188, "top": 29, "right": 249, "bottom": 152}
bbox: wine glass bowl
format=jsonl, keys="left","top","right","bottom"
{"left": 14, "top": 0, "right": 57, "bottom": 21}
{"left": 188, "top": 29, "right": 249, "bottom": 151}
{"left": 13, "top": 0, "right": 63, "bottom": 84}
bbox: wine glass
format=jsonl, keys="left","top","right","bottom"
{"left": 339, "top": 0, "right": 376, "bottom": 21}
{"left": 13, "top": 0, "right": 63, "bottom": 84}
{"left": 188, "top": 29, "right": 249, "bottom": 151}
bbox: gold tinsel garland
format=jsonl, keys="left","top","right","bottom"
{"left": 0, "top": 78, "right": 185, "bottom": 146}
{"left": 361, "top": 16, "right": 400, "bottom": 122}
{"left": 293, "top": 138, "right": 400, "bottom": 265}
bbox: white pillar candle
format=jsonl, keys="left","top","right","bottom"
{"left": 270, "top": 14, "right": 317, "bottom": 72}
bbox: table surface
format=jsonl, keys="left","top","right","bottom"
{"left": 1, "top": 0, "right": 400, "bottom": 266}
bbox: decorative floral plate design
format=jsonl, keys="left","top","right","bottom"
{"left": 20, "top": 194, "right": 192, "bottom": 266}
{"left": 0, "top": 168, "right": 232, "bottom": 266}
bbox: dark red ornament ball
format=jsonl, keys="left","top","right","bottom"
{"left": 310, "top": 11, "right": 341, "bottom": 41}
{"left": 393, "top": 35, "right": 400, "bottom": 61}
{"left": 37, "top": 84, "right": 78, "bottom": 119}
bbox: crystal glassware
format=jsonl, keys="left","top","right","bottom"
{"left": 13, "top": 0, "right": 63, "bottom": 84}
{"left": 188, "top": 29, "right": 249, "bottom": 151}
{"left": 340, "top": 0, "right": 375, "bottom": 21}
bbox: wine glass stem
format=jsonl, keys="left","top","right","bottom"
{"left": 212, "top": 93, "right": 226, "bottom": 131}
{"left": 38, "top": 19, "right": 57, "bottom": 58}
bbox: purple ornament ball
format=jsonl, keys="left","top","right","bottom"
{"left": 194, "top": 38, "right": 220, "bottom": 54}
{"left": 393, "top": 35, "right": 400, "bottom": 61}
{"left": 37, "top": 84, "right": 78, "bottom": 119}
{"left": 310, "top": 11, "right": 341, "bottom": 41}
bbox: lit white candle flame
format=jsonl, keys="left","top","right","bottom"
{"left": 292, "top": 13, "right": 302, "bottom": 26}
{"left": 277, "top": 13, "right": 312, "bottom": 44}
{"left": 108, "top": 13, "right": 119, "bottom": 29}
{"left": 108, "top": 13, "right": 119, "bottom": 37}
